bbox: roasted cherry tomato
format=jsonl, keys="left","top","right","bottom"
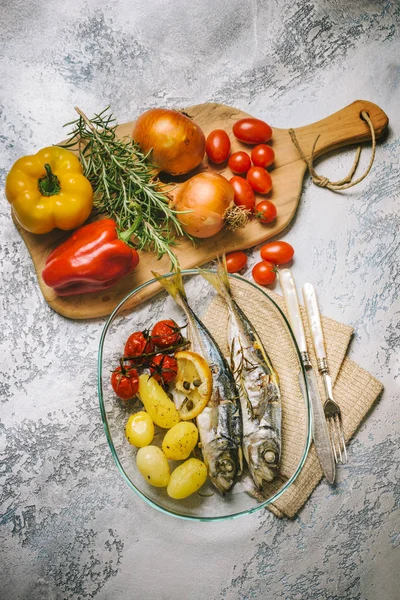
{"left": 228, "top": 151, "right": 251, "bottom": 174}
{"left": 252, "top": 261, "right": 277, "bottom": 286}
{"left": 254, "top": 200, "right": 277, "bottom": 224}
{"left": 225, "top": 251, "right": 248, "bottom": 273}
{"left": 233, "top": 118, "right": 273, "bottom": 145}
{"left": 151, "top": 319, "right": 183, "bottom": 349}
{"left": 205, "top": 129, "right": 231, "bottom": 164}
{"left": 247, "top": 167, "right": 272, "bottom": 194}
{"left": 111, "top": 363, "right": 139, "bottom": 401}
{"left": 251, "top": 144, "right": 275, "bottom": 168}
{"left": 229, "top": 176, "right": 256, "bottom": 212}
{"left": 150, "top": 354, "right": 178, "bottom": 385}
{"left": 260, "top": 241, "right": 295, "bottom": 265}
{"left": 124, "top": 331, "right": 155, "bottom": 363}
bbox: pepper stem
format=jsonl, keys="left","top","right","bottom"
{"left": 118, "top": 203, "right": 142, "bottom": 245}
{"left": 38, "top": 163, "right": 61, "bottom": 196}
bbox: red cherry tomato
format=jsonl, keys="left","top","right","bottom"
{"left": 225, "top": 251, "right": 248, "bottom": 273}
{"left": 124, "top": 331, "right": 155, "bottom": 363}
{"left": 205, "top": 129, "right": 231, "bottom": 164}
{"left": 247, "top": 167, "right": 272, "bottom": 194}
{"left": 233, "top": 118, "right": 273, "bottom": 145}
{"left": 151, "top": 319, "right": 182, "bottom": 349}
{"left": 254, "top": 200, "right": 277, "bottom": 224}
{"left": 260, "top": 241, "right": 295, "bottom": 265}
{"left": 251, "top": 144, "right": 275, "bottom": 168}
{"left": 228, "top": 151, "right": 251, "bottom": 174}
{"left": 150, "top": 354, "right": 178, "bottom": 385}
{"left": 229, "top": 176, "right": 256, "bottom": 212}
{"left": 252, "top": 261, "right": 277, "bottom": 286}
{"left": 111, "top": 364, "right": 139, "bottom": 401}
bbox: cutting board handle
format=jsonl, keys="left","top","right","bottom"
{"left": 292, "top": 100, "right": 389, "bottom": 160}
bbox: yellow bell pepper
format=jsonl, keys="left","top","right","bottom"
{"left": 5, "top": 146, "right": 93, "bottom": 234}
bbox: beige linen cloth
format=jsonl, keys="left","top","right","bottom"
{"left": 202, "top": 278, "right": 383, "bottom": 519}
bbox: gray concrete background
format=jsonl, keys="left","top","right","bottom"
{"left": 1, "top": 1, "right": 399, "bottom": 599}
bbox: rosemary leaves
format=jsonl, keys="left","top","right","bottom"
{"left": 61, "top": 107, "right": 189, "bottom": 268}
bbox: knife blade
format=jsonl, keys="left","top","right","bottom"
{"left": 279, "top": 268, "right": 336, "bottom": 484}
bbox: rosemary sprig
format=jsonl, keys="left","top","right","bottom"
{"left": 61, "top": 107, "right": 190, "bottom": 268}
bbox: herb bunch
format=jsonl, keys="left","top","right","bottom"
{"left": 62, "top": 107, "right": 189, "bottom": 268}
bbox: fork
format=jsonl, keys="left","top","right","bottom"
{"left": 317, "top": 358, "right": 348, "bottom": 464}
{"left": 302, "top": 283, "right": 348, "bottom": 464}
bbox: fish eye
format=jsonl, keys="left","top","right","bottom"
{"left": 218, "top": 458, "right": 235, "bottom": 474}
{"left": 263, "top": 450, "right": 277, "bottom": 464}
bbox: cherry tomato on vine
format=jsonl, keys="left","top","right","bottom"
{"left": 229, "top": 176, "right": 256, "bottom": 212}
{"left": 228, "top": 151, "right": 251, "bottom": 174}
{"left": 233, "top": 118, "right": 273, "bottom": 144}
{"left": 254, "top": 200, "right": 277, "bottom": 224}
{"left": 205, "top": 129, "right": 231, "bottom": 164}
{"left": 251, "top": 144, "right": 275, "bottom": 168}
{"left": 151, "top": 319, "right": 183, "bottom": 349}
{"left": 252, "top": 261, "right": 277, "bottom": 286}
{"left": 247, "top": 167, "right": 272, "bottom": 194}
{"left": 124, "top": 331, "right": 155, "bottom": 362}
{"left": 260, "top": 241, "right": 295, "bottom": 265}
{"left": 225, "top": 251, "right": 248, "bottom": 273}
{"left": 111, "top": 363, "right": 139, "bottom": 401}
{"left": 150, "top": 354, "right": 178, "bottom": 385}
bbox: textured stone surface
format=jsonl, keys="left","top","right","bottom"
{"left": 1, "top": 1, "right": 399, "bottom": 599}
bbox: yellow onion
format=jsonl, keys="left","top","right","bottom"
{"left": 131, "top": 108, "right": 206, "bottom": 175}
{"left": 174, "top": 172, "right": 234, "bottom": 238}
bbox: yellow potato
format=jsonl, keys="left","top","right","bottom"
{"left": 162, "top": 422, "right": 199, "bottom": 460}
{"left": 138, "top": 374, "right": 180, "bottom": 429}
{"left": 167, "top": 458, "right": 207, "bottom": 499}
{"left": 136, "top": 446, "right": 170, "bottom": 487}
{"left": 125, "top": 411, "right": 154, "bottom": 448}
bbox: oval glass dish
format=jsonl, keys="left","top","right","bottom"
{"left": 98, "top": 270, "right": 311, "bottom": 521}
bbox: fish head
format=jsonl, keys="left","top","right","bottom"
{"left": 247, "top": 430, "right": 280, "bottom": 488}
{"left": 208, "top": 443, "right": 240, "bottom": 495}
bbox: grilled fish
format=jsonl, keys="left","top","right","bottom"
{"left": 199, "top": 260, "right": 282, "bottom": 487}
{"left": 153, "top": 269, "right": 243, "bottom": 494}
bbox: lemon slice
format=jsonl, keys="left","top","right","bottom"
{"left": 174, "top": 351, "right": 212, "bottom": 420}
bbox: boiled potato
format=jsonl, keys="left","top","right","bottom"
{"left": 138, "top": 374, "right": 180, "bottom": 429}
{"left": 136, "top": 446, "right": 170, "bottom": 487}
{"left": 125, "top": 411, "right": 154, "bottom": 448}
{"left": 167, "top": 458, "right": 207, "bottom": 499}
{"left": 162, "top": 422, "right": 198, "bottom": 460}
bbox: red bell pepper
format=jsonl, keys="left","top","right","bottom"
{"left": 42, "top": 218, "right": 139, "bottom": 296}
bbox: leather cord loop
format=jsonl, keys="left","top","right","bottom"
{"left": 288, "top": 111, "right": 376, "bottom": 191}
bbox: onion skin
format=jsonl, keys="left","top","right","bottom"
{"left": 174, "top": 172, "right": 234, "bottom": 238}
{"left": 132, "top": 108, "right": 206, "bottom": 175}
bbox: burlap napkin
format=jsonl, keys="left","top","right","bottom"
{"left": 202, "top": 278, "right": 383, "bottom": 518}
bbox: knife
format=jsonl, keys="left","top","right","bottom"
{"left": 279, "top": 268, "right": 336, "bottom": 484}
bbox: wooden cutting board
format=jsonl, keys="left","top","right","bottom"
{"left": 13, "top": 100, "right": 388, "bottom": 319}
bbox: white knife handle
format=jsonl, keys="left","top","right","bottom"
{"left": 279, "top": 269, "right": 307, "bottom": 354}
{"left": 302, "top": 283, "right": 326, "bottom": 361}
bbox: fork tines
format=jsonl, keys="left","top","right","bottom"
{"left": 324, "top": 399, "right": 348, "bottom": 464}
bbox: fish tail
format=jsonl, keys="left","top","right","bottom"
{"left": 198, "top": 256, "right": 232, "bottom": 301}
{"left": 152, "top": 268, "right": 187, "bottom": 304}
{"left": 217, "top": 255, "right": 232, "bottom": 293}
{"left": 153, "top": 268, "right": 203, "bottom": 353}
